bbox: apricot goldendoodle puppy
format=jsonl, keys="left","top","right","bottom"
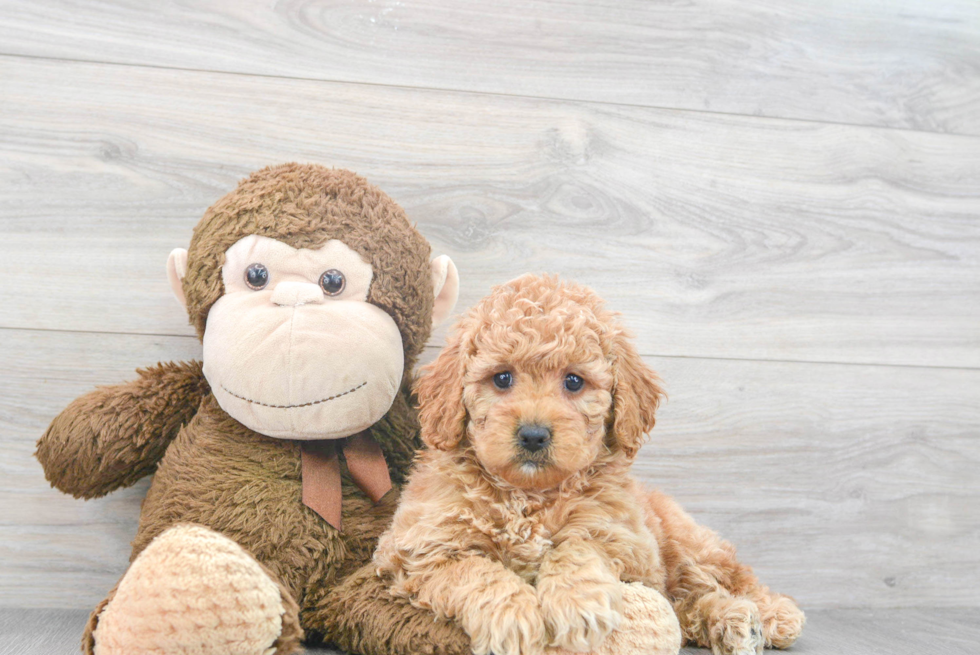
{"left": 374, "top": 275, "right": 805, "bottom": 655}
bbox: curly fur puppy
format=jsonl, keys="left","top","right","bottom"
{"left": 375, "top": 275, "right": 804, "bottom": 655}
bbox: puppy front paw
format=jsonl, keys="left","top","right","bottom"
{"left": 709, "top": 598, "right": 763, "bottom": 655}
{"left": 539, "top": 579, "right": 624, "bottom": 652}
{"left": 469, "top": 589, "right": 546, "bottom": 655}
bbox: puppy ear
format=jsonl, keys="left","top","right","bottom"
{"left": 610, "top": 331, "right": 665, "bottom": 459}
{"left": 415, "top": 331, "right": 468, "bottom": 450}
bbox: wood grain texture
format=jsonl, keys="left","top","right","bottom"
{"left": 2, "top": 2, "right": 979, "bottom": 627}
{"left": 2, "top": 606, "right": 980, "bottom": 654}
{"left": 783, "top": 607, "right": 980, "bottom": 655}
{"left": 2, "top": 329, "right": 977, "bottom": 610}
{"left": 0, "top": 609, "right": 88, "bottom": 655}
{"left": 0, "top": 1, "right": 978, "bottom": 134}
{"left": 0, "top": 331, "right": 202, "bottom": 610}
{"left": 3, "top": 56, "right": 979, "bottom": 368}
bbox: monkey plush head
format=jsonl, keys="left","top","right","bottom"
{"left": 166, "top": 164, "right": 458, "bottom": 441}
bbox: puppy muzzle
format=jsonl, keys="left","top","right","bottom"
{"left": 516, "top": 423, "right": 552, "bottom": 453}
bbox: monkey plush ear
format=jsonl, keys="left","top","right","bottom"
{"left": 167, "top": 248, "right": 188, "bottom": 308}
{"left": 430, "top": 255, "right": 459, "bottom": 327}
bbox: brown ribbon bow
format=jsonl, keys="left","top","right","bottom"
{"left": 300, "top": 431, "right": 392, "bottom": 531}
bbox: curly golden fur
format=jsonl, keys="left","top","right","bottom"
{"left": 375, "top": 275, "right": 804, "bottom": 655}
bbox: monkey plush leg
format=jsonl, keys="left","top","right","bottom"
{"left": 547, "top": 582, "right": 680, "bottom": 655}
{"left": 309, "top": 562, "right": 473, "bottom": 655}
{"left": 36, "top": 361, "right": 209, "bottom": 499}
{"left": 87, "top": 524, "right": 302, "bottom": 655}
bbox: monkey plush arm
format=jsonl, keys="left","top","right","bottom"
{"left": 36, "top": 360, "right": 209, "bottom": 499}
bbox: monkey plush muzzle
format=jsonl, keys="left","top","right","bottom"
{"left": 200, "top": 234, "right": 405, "bottom": 441}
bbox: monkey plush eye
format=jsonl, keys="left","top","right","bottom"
{"left": 244, "top": 263, "right": 269, "bottom": 290}
{"left": 492, "top": 372, "right": 513, "bottom": 389}
{"left": 564, "top": 373, "right": 584, "bottom": 392}
{"left": 319, "top": 269, "right": 346, "bottom": 296}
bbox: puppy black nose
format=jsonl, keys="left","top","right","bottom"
{"left": 517, "top": 424, "right": 551, "bottom": 452}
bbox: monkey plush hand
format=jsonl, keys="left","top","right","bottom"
{"left": 36, "top": 164, "right": 472, "bottom": 655}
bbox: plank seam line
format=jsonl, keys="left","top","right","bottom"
{"left": 2, "top": 326, "right": 978, "bottom": 373}
{"left": 633, "top": 351, "right": 980, "bottom": 372}
{"left": 2, "top": 52, "right": 979, "bottom": 140}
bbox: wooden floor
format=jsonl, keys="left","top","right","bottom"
{"left": 1, "top": 0, "right": 978, "bottom": 651}
{"left": 3, "top": 608, "right": 980, "bottom": 655}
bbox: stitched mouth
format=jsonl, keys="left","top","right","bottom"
{"left": 220, "top": 381, "right": 367, "bottom": 409}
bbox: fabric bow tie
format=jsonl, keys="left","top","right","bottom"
{"left": 299, "top": 431, "right": 392, "bottom": 531}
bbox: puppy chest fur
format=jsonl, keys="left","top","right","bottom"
{"left": 375, "top": 450, "right": 667, "bottom": 593}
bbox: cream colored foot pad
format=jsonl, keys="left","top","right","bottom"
{"left": 93, "top": 524, "right": 286, "bottom": 655}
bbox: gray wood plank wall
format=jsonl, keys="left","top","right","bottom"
{"left": 0, "top": 0, "right": 977, "bottom": 615}
{"left": 1, "top": 0, "right": 979, "bottom": 134}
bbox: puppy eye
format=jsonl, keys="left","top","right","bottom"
{"left": 245, "top": 263, "right": 269, "bottom": 290}
{"left": 492, "top": 372, "right": 513, "bottom": 390}
{"left": 319, "top": 269, "right": 346, "bottom": 296}
{"left": 564, "top": 373, "right": 584, "bottom": 392}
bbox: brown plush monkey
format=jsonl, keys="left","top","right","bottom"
{"left": 36, "top": 164, "right": 472, "bottom": 655}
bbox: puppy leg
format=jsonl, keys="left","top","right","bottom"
{"left": 744, "top": 586, "right": 805, "bottom": 649}
{"left": 536, "top": 539, "right": 624, "bottom": 652}
{"left": 670, "top": 548, "right": 804, "bottom": 652}
{"left": 402, "top": 557, "right": 546, "bottom": 655}
{"left": 560, "top": 582, "right": 681, "bottom": 655}
{"left": 675, "top": 588, "right": 763, "bottom": 655}
{"left": 645, "top": 490, "right": 803, "bottom": 654}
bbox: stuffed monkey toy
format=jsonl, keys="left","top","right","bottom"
{"left": 36, "top": 164, "right": 474, "bottom": 655}
{"left": 37, "top": 163, "right": 680, "bottom": 655}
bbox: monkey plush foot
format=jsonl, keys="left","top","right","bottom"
{"left": 91, "top": 524, "right": 302, "bottom": 655}
{"left": 550, "top": 583, "right": 681, "bottom": 655}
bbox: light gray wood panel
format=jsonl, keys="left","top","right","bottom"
{"left": 0, "top": 328, "right": 282, "bottom": 604}
{"left": 0, "top": 330, "right": 202, "bottom": 610}
{"left": 784, "top": 607, "right": 980, "bottom": 655}
{"left": 643, "top": 355, "right": 980, "bottom": 610}
{"left": 0, "top": 609, "right": 87, "bottom": 654}
{"left": 0, "top": 1, "right": 978, "bottom": 134}
{"left": 2, "top": 57, "right": 979, "bottom": 368}
{"left": 2, "top": 608, "right": 980, "bottom": 655}
{"left": 2, "top": 329, "right": 977, "bottom": 610}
